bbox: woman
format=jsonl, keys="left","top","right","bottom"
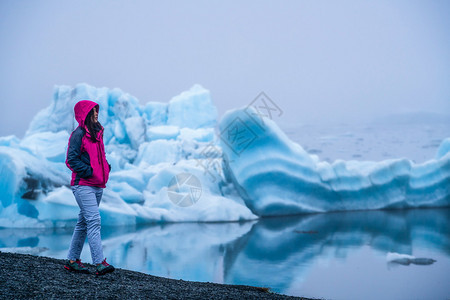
{"left": 64, "top": 100, "right": 115, "bottom": 275}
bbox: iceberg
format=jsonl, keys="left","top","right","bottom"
{"left": 219, "top": 107, "right": 450, "bottom": 216}
{"left": 0, "top": 83, "right": 255, "bottom": 227}
{"left": 0, "top": 82, "right": 449, "bottom": 228}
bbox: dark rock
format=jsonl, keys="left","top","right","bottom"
{"left": 0, "top": 251, "right": 317, "bottom": 300}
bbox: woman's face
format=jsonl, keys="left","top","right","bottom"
{"left": 91, "top": 107, "right": 98, "bottom": 123}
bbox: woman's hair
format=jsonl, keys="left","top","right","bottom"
{"left": 85, "top": 106, "right": 101, "bottom": 142}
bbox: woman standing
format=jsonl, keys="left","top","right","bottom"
{"left": 64, "top": 100, "right": 115, "bottom": 275}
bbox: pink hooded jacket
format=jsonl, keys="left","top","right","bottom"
{"left": 66, "top": 100, "right": 110, "bottom": 188}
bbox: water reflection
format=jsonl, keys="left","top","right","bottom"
{"left": 223, "top": 208, "right": 450, "bottom": 293}
{"left": 1, "top": 208, "right": 449, "bottom": 297}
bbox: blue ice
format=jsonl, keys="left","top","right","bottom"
{"left": 0, "top": 83, "right": 448, "bottom": 227}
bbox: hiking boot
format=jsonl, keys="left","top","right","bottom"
{"left": 96, "top": 258, "right": 115, "bottom": 276}
{"left": 64, "top": 259, "right": 90, "bottom": 274}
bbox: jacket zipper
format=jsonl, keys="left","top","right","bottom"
{"left": 98, "top": 135, "right": 106, "bottom": 185}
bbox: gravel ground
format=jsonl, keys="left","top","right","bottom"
{"left": 0, "top": 251, "right": 317, "bottom": 300}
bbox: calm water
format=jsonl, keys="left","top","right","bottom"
{"left": 281, "top": 121, "right": 450, "bottom": 163}
{"left": 1, "top": 208, "right": 449, "bottom": 299}
{"left": 2, "top": 120, "right": 449, "bottom": 299}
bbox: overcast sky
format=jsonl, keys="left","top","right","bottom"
{"left": 1, "top": 0, "right": 449, "bottom": 137}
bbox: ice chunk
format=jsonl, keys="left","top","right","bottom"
{"left": 108, "top": 169, "right": 147, "bottom": 191}
{"left": 20, "top": 131, "right": 69, "bottom": 163}
{"left": 134, "top": 140, "right": 180, "bottom": 167}
{"left": 97, "top": 189, "right": 139, "bottom": 226}
{"left": 178, "top": 128, "right": 215, "bottom": 142}
{"left": 0, "top": 146, "right": 69, "bottom": 208}
{"left": 142, "top": 101, "right": 168, "bottom": 126}
{"left": 167, "top": 85, "right": 217, "bottom": 129}
{"left": 110, "top": 182, "right": 144, "bottom": 204}
{"left": 219, "top": 107, "right": 450, "bottom": 216}
{"left": 140, "top": 162, "right": 256, "bottom": 223}
{"left": 147, "top": 125, "right": 180, "bottom": 141}
{"left": 386, "top": 252, "right": 436, "bottom": 265}
{"left": 113, "top": 120, "right": 129, "bottom": 144}
{"left": 34, "top": 187, "right": 79, "bottom": 223}
{"left": 0, "top": 149, "right": 24, "bottom": 208}
{"left": 124, "top": 116, "right": 147, "bottom": 149}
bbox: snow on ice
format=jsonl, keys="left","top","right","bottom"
{"left": 0, "top": 83, "right": 449, "bottom": 227}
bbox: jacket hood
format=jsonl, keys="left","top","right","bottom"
{"left": 74, "top": 100, "right": 99, "bottom": 128}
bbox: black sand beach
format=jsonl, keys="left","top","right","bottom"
{"left": 0, "top": 251, "right": 317, "bottom": 299}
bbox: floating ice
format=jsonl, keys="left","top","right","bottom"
{"left": 0, "top": 83, "right": 449, "bottom": 227}
{"left": 386, "top": 252, "right": 436, "bottom": 265}
{"left": 0, "top": 83, "right": 254, "bottom": 227}
{"left": 219, "top": 107, "right": 450, "bottom": 216}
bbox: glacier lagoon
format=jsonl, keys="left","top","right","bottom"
{"left": 1, "top": 208, "right": 449, "bottom": 299}
{"left": 0, "top": 83, "right": 449, "bottom": 298}
{"left": 0, "top": 83, "right": 449, "bottom": 227}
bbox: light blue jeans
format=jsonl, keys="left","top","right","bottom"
{"left": 67, "top": 185, "right": 104, "bottom": 264}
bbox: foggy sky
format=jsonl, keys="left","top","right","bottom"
{"left": 1, "top": 0, "right": 449, "bottom": 137}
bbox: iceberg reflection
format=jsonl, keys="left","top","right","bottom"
{"left": 223, "top": 208, "right": 450, "bottom": 292}
{"left": 0, "top": 208, "right": 448, "bottom": 297}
